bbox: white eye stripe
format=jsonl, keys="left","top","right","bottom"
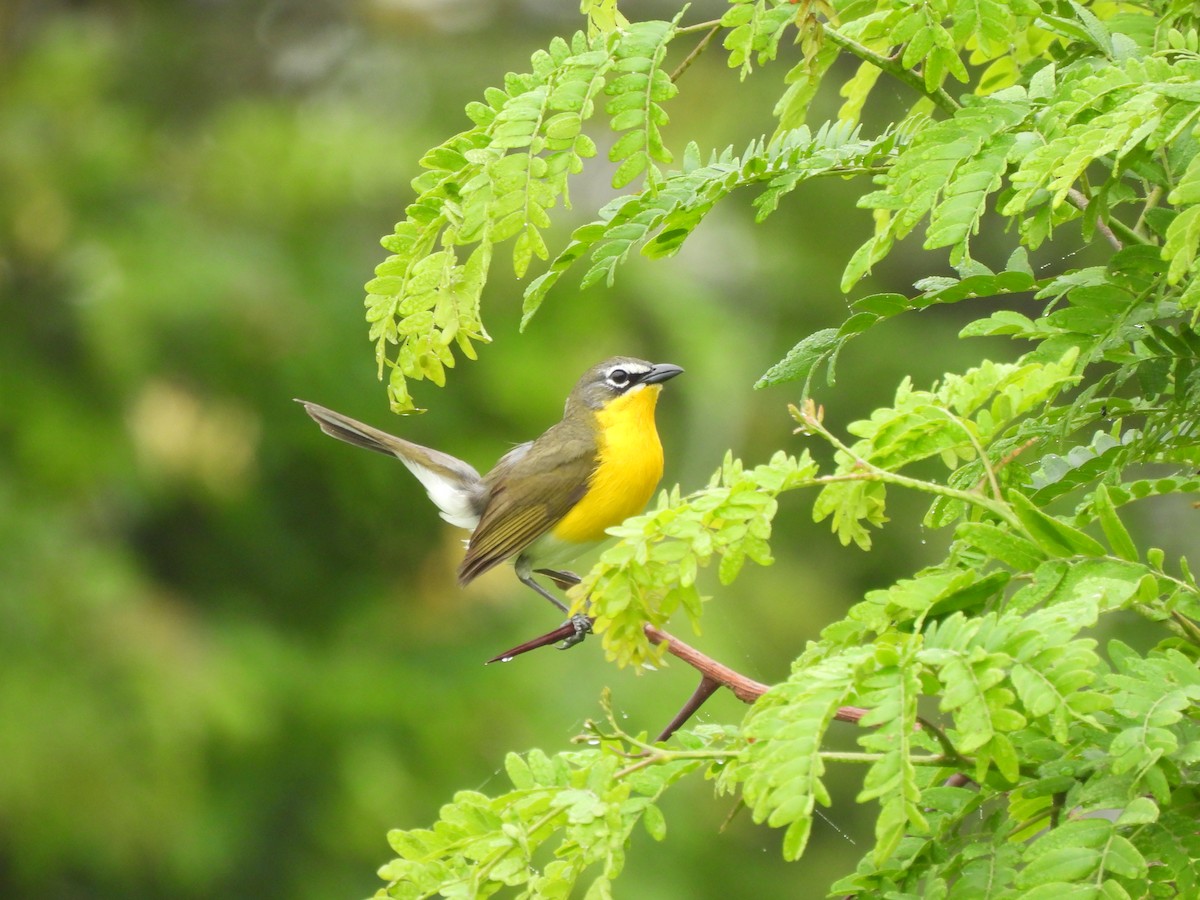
{"left": 604, "top": 364, "right": 650, "bottom": 389}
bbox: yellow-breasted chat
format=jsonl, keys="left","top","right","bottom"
{"left": 297, "top": 357, "right": 683, "bottom": 637}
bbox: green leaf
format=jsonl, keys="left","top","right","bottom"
{"left": 855, "top": 640, "right": 928, "bottom": 864}
{"left": 1163, "top": 204, "right": 1200, "bottom": 285}
{"left": 733, "top": 648, "right": 873, "bottom": 861}
{"left": 582, "top": 450, "right": 818, "bottom": 667}
{"left": 1091, "top": 484, "right": 1138, "bottom": 561}
{"left": 1009, "top": 492, "right": 1106, "bottom": 558}
{"left": 1102, "top": 834, "right": 1147, "bottom": 879}
{"left": 605, "top": 19, "right": 679, "bottom": 188}
{"left": 1019, "top": 821, "right": 1110, "bottom": 887}
{"left": 850, "top": 98, "right": 1028, "bottom": 281}
{"left": 365, "top": 29, "right": 623, "bottom": 408}
{"left": 721, "top": 0, "right": 797, "bottom": 78}
{"left": 956, "top": 522, "right": 1047, "bottom": 571}
{"left": 1116, "top": 796, "right": 1159, "bottom": 826}
{"left": 641, "top": 802, "right": 667, "bottom": 841}
{"left": 755, "top": 329, "right": 842, "bottom": 391}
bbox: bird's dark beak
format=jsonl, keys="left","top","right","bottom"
{"left": 642, "top": 363, "right": 684, "bottom": 385}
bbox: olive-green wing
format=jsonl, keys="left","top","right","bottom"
{"left": 457, "top": 425, "right": 594, "bottom": 584}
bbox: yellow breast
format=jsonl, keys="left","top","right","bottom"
{"left": 551, "top": 385, "right": 664, "bottom": 544}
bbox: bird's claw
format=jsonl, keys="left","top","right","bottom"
{"left": 556, "top": 614, "right": 593, "bottom": 650}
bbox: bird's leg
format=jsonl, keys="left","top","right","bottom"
{"left": 517, "top": 570, "right": 592, "bottom": 647}
{"left": 534, "top": 569, "right": 591, "bottom": 644}
{"left": 517, "top": 571, "right": 569, "bottom": 612}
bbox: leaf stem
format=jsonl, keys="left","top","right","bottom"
{"left": 916, "top": 716, "right": 967, "bottom": 766}
{"left": 586, "top": 716, "right": 967, "bottom": 778}
{"left": 793, "top": 402, "right": 1023, "bottom": 530}
{"left": 936, "top": 408, "right": 1002, "bottom": 502}
{"left": 818, "top": 751, "right": 960, "bottom": 766}
{"left": 676, "top": 18, "right": 722, "bottom": 35}
{"left": 1169, "top": 610, "right": 1200, "bottom": 646}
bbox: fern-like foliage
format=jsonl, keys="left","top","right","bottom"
{"left": 522, "top": 121, "right": 902, "bottom": 323}
{"left": 378, "top": 732, "right": 710, "bottom": 898}
{"left": 368, "top": 0, "right": 1200, "bottom": 896}
{"left": 721, "top": 0, "right": 801, "bottom": 79}
{"left": 576, "top": 450, "right": 819, "bottom": 668}
{"left": 726, "top": 570, "right": 1200, "bottom": 898}
{"left": 366, "top": 21, "right": 681, "bottom": 411}
{"left": 727, "top": 646, "right": 879, "bottom": 860}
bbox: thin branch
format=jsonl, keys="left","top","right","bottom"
{"left": 485, "top": 619, "right": 582, "bottom": 663}
{"left": 792, "top": 401, "right": 1024, "bottom": 531}
{"left": 1169, "top": 609, "right": 1200, "bottom": 647}
{"left": 810, "top": 456, "right": 1019, "bottom": 523}
{"left": 488, "top": 615, "right": 867, "bottom": 739}
{"left": 973, "top": 437, "right": 1038, "bottom": 495}
{"left": 941, "top": 772, "right": 976, "bottom": 788}
{"left": 602, "top": 732, "right": 739, "bottom": 778}
{"left": 916, "top": 715, "right": 966, "bottom": 766}
{"left": 1107, "top": 215, "right": 1151, "bottom": 248}
{"left": 653, "top": 675, "right": 721, "bottom": 742}
{"left": 935, "top": 408, "right": 1002, "bottom": 502}
{"left": 613, "top": 743, "right": 739, "bottom": 779}
{"left": 1134, "top": 183, "right": 1164, "bottom": 238}
{"left": 670, "top": 23, "right": 721, "bottom": 82}
{"left": 644, "top": 624, "right": 769, "bottom": 702}
{"left": 1066, "top": 188, "right": 1123, "bottom": 250}
{"left": 1050, "top": 790, "right": 1067, "bottom": 828}
{"left": 820, "top": 24, "right": 960, "bottom": 115}
{"left": 994, "top": 438, "right": 1039, "bottom": 473}
{"left": 582, "top": 713, "right": 966, "bottom": 779}
{"left": 644, "top": 624, "right": 867, "bottom": 737}
{"left": 676, "top": 18, "right": 722, "bottom": 35}
{"left": 818, "top": 751, "right": 960, "bottom": 765}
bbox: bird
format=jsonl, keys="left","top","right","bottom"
{"left": 296, "top": 357, "right": 683, "bottom": 636}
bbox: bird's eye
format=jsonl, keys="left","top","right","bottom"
{"left": 608, "top": 368, "right": 630, "bottom": 387}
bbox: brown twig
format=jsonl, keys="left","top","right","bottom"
{"left": 970, "top": 437, "right": 1038, "bottom": 495}
{"left": 1066, "top": 188, "right": 1123, "bottom": 251}
{"left": 654, "top": 675, "right": 722, "bottom": 742}
{"left": 644, "top": 624, "right": 769, "bottom": 702}
{"left": 644, "top": 625, "right": 868, "bottom": 725}
{"left": 485, "top": 621, "right": 581, "bottom": 664}
{"left": 487, "top": 617, "right": 870, "bottom": 739}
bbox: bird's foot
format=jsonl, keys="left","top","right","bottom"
{"left": 557, "top": 614, "right": 593, "bottom": 650}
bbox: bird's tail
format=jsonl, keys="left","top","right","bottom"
{"left": 296, "top": 400, "right": 410, "bottom": 457}
{"left": 295, "top": 400, "right": 487, "bottom": 529}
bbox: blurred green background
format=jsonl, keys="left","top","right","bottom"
{"left": 0, "top": 2, "right": 1033, "bottom": 898}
